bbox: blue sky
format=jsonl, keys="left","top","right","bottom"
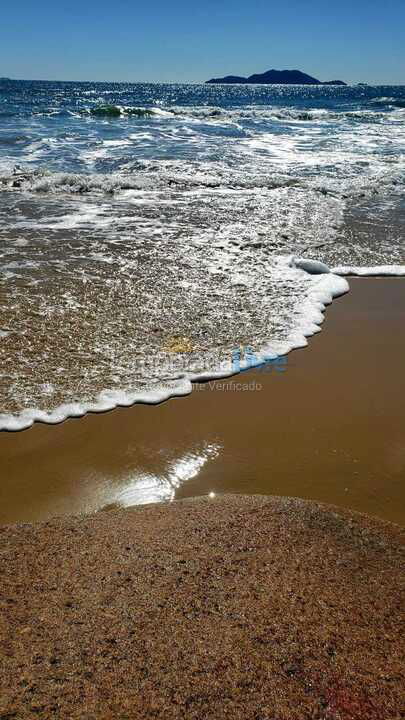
{"left": 1, "top": 0, "right": 404, "bottom": 84}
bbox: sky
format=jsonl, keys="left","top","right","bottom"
{"left": 1, "top": 0, "right": 404, "bottom": 84}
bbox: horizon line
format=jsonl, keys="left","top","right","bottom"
{"left": 1, "top": 76, "right": 404, "bottom": 87}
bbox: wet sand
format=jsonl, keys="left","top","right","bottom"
{"left": 1, "top": 278, "right": 405, "bottom": 525}
{"left": 0, "top": 495, "right": 403, "bottom": 719}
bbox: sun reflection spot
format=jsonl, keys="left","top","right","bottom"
{"left": 110, "top": 442, "right": 221, "bottom": 508}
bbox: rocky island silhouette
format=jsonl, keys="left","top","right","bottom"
{"left": 206, "top": 68, "right": 346, "bottom": 85}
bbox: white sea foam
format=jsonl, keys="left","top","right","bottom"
{"left": 290, "top": 257, "right": 330, "bottom": 275}
{"left": 0, "top": 261, "right": 351, "bottom": 431}
{"left": 2, "top": 255, "right": 404, "bottom": 433}
{"left": 167, "top": 105, "right": 401, "bottom": 124}
{"left": 333, "top": 265, "right": 405, "bottom": 276}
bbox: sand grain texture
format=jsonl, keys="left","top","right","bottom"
{"left": 0, "top": 495, "right": 404, "bottom": 719}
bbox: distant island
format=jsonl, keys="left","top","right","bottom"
{"left": 206, "top": 69, "right": 346, "bottom": 85}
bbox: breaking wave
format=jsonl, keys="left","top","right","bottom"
{"left": 1, "top": 162, "right": 403, "bottom": 200}
{"left": 1, "top": 103, "right": 404, "bottom": 124}
{"left": 88, "top": 104, "right": 170, "bottom": 117}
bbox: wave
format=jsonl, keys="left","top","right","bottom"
{"left": 0, "top": 266, "right": 350, "bottom": 431}
{"left": 2, "top": 256, "right": 405, "bottom": 433}
{"left": 370, "top": 97, "right": 405, "bottom": 109}
{"left": 0, "top": 105, "right": 171, "bottom": 120}
{"left": 36, "top": 106, "right": 172, "bottom": 119}
{"left": 89, "top": 104, "right": 161, "bottom": 117}
{"left": 0, "top": 165, "right": 299, "bottom": 194}
{"left": 1, "top": 162, "right": 403, "bottom": 200}
{"left": 164, "top": 105, "right": 401, "bottom": 123}
{"left": 1, "top": 102, "right": 402, "bottom": 123}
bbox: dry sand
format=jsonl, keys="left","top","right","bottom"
{"left": 0, "top": 494, "right": 403, "bottom": 719}
{"left": 1, "top": 278, "right": 405, "bottom": 525}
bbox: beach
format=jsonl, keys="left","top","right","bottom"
{"left": 1, "top": 78, "right": 405, "bottom": 718}
{"left": 1, "top": 277, "right": 405, "bottom": 526}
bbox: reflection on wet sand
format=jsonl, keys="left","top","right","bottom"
{"left": 109, "top": 443, "right": 220, "bottom": 508}
{"left": 1, "top": 278, "right": 405, "bottom": 526}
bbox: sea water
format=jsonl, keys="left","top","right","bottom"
{"left": 0, "top": 80, "right": 404, "bottom": 429}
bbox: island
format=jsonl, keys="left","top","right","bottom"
{"left": 206, "top": 69, "right": 346, "bottom": 85}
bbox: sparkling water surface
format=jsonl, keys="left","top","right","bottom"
{"left": 0, "top": 81, "right": 404, "bottom": 427}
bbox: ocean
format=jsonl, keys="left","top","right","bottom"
{"left": 0, "top": 80, "right": 404, "bottom": 430}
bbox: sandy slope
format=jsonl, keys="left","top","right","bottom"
{"left": 0, "top": 494, "right": 403, "bottom": 719}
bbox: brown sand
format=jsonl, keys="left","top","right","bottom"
{"left": 1, "top": 278, "right": 405, "bottom": 526}
{"left": 0, "top": 494, "right": 403, "bottom": 719}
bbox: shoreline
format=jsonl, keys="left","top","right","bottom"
{"left": 3, "top": 263, "right": 405, "bottom": 435}
{"left": 0, "top": 494, "right": 403, "bottom": 719}
{"left": 1, "top": 277, "right": 405, "bottom": 525}
{"left": 0, "top": 268, "right": 349, "bottom": 432}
